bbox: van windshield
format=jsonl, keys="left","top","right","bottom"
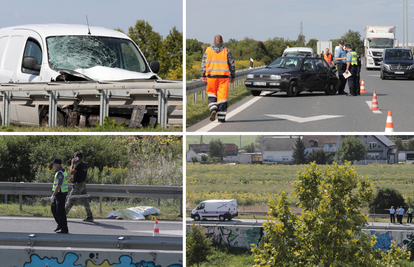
{"left": 46, "top": 36, "right": 147, "bottom": 72}
{"left": 384, "top": 49, "right": 413, "bottom": 60}
{"left": 368, "top": 38, "right": 394, "bottom": 48}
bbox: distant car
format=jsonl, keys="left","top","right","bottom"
{"left": 245, "top": 56, "right": 339, "bottom": 97}
{"left": 380, "top": 48, "right": 414, "bottom": 80}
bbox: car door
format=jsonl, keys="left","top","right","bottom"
{"left": 299, "top": 58, "right": 318, "bottom": 90}
{"left": 314, "top": 59, "right": 330, "bottom": 90}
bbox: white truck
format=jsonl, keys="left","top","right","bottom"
{"left": 364, "top": 26, "right": 398, "bottom": 70}
{"left": 0, "top": 24, "right": 170, "bottom": 127}
{"left": 317, "top": 41, "right": 333, "bottom": 56}
{"left": 190, "top": 199, "right": 238, "bottom": 221}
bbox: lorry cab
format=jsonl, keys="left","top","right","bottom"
{"left": 364, "top": 26, "right": 398, "bottom": 70}
{"left": 190, "top": 199, "right": 238, "bottom": 221}
{"left": 0, "top": 24, "right": 161, "bottom": 126}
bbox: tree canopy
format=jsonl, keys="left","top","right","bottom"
{"left": 208, "top": 139, "right": 225, "bottom": 158}
{"left": 336, "top": 136, "right": 368, "bottom": 163}
{"left": 292, "top": 137, "right": 308, "bottom": 164}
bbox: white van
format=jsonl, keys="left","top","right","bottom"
{"left": 0, "top": 24, "right": 162, "bottom": 127}
{"left": 282, "top": 47, "right": 314, "bottom": 57}
{"left": 190, "top": 199, "right": 238, "bottom": 221}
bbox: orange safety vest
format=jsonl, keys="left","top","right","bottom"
{"left": 205, "top": 47, "right": 229, "bottom": 76}
{"left": 324, "top": 53, "right": 333, "bottom": 66}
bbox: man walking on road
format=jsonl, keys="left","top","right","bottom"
{"left": 334, "top": 41, "right": 347, "bottom": 95}
{"left": 201, "top": 35, "right": 236, "bottom": 123}
{"left": 345, "top": 44, "right": 358, "bottom": 96}
{"left": 50, "top": 158, "right": 69, "bottom": 234}
{"left": 65, "top": 151, "right": 94, "bottom": 222}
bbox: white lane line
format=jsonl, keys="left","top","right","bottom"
{"left": 368, "top": 75, "right": 380, "bottom": 77}
{"left": 264, "top": 114, "right": 344, "bottom": 123}
{"left": 365, "top": 101, "right": 382, "bottom": 114}
{"left": 195, "top": 96, "right": 263, "bottom": 132}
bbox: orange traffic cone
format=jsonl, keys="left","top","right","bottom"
{"left": 370, "top": 91, "right": 380, "bottom": 111}
{"left": 360, "top": 79, "right": 367, "bottom": 93}
{"left": 153, "top": 220, "right": 160, "bottom": 236}
{"left": 385, "top": 111, "right": 394, "bottom": 132}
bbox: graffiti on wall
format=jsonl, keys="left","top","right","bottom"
{"left": 190, "top": 226, "right": 263, "bottom": 249}
{"left": 367, "top": 230, "right": 414, "bottom": 257}
{"left": 23, "top": 253, "right": 182, "bottom": 267}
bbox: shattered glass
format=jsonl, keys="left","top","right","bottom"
{"left": 46, "top": 36, "right": 147, "bottom": 72}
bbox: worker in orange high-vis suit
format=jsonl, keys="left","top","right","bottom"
{"left": 323, "top": 48, "right": 333, "bottom": 66}
{"left": 201, "top": 35, "right": 235, "bottom": 122}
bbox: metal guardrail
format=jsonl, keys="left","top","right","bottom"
{"left": 0, "top": 232, "right": 182, "bottom": 251}
{"left": 0, "top": 80, "right": 183, "bottom": 128}
{"left": 0, "top": 182, "right": 183, "bottom": 216}
{"left": 185, "top": 66, "right": 265, "bottom": 104}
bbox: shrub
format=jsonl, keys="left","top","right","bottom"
{"left": 186, "top": 224, "right": 214, "bottom": 266}
{"left": 370, "top": 187, "right": 407, "bottom": 214}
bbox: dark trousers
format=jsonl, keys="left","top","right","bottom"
{"left": 397, "top": 214, "right": 403, "bottom": 224}
{"left": 390, "top": 213, "right": 395, "bottom": 223}
{"left": 348, "top": 66, "right": 358, "bottom": 96}
{"left": 408, "top": 214, "right": 413, "bottom": 223}
{"left": 51, "top": 192, "right": 68, "bottom": 231}
{"left": 357, "top": 72, "right": 361, "bottom": 95}
{"left": 337, "top": 63, "right": 347, "bottom": 93}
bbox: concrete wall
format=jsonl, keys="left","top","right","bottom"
{"left": 1, "top": 246, "right": 182, "bottom": 267}
{"left": 361, "top": 229, "right": 414, "bottom": 252}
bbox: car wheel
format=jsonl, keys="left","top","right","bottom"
{"left": 194, "top": 215, "right": 200, "bottom": 221}
{"left": 251, "top": 90, "right": 261, "bottom": 96}
{"left": 287, "top": 81, "right": 299, "bottom": 97}
{"left": 325, "top": 81, "right": 337, "bottom": 95}
{"left": 228, "top": 217, "right": 232, "bottom": 221}
{"left": 380, "top": 71, "right": 386, "bottom": 80}
{"left": 219, "top": 215, "right": 225, "bottom": 221}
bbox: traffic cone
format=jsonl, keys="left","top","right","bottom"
{"left": 153, "top": 220, "right": 160, "bottom": 236}
{"left": 370, "top": 91, "right": 380, "bottom": 111}
{"left": 385, "top": 111, "right": 394, "bottom": 132}
{"left": 360, "top": 79, "right": 367, "bottom": 93}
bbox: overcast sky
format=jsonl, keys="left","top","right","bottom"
{"left": 187, "top": 0, "right": 410, "bottom": 44}
{"left": 1, "top": 0, "right": 182, "bottom": 37}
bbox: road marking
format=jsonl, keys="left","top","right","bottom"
{"left": 365, "top": 101, "right": 382, "bottom": 114}
{"left": 368, "top": 75, "right": 380, "bottom": 77}
{"left": 263, "top": 114, "right": 344, "bottom": 123}
{"left": 195, "top": 96, "right": 263, "bottom": 132}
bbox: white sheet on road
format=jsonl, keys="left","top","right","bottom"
{"left": 107, "top": 206, "right": 161, "bottom": 220}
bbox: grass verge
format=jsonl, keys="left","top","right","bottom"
{"left": 186, "top": 84, "right": 251, "bottom": 127}
{"left": 191, "top": 246, "right": 254, "bottom": 267}
{"left": 0, "top": 198, "right": 181, "bottom": 221}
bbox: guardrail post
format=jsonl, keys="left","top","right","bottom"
{"left": 193, "top": 92, "right": 197, "bottom": 103}
{"left": 158, "top": 89, "right": 166, "bottom": 128}
{"left": 47, "top": 90, "right": 57, "bottom": 127}
{"left": 163, "top": 90, "right": 168, "bottom": 128}
{"left": 99, "top": 196, "right": 103, "bottom": 214}
{"left": 202, "top": 90, "right": 205, "bottom": 100}
{"left": 19, "top": 194, "right": 22, "bottom": 211}
{"left": 4, "top": 194, "right": 7, "bottom": 204}
{"left": 99, "top": 90, "right": 109, "bottom": 126}
{"left": 180, "top": 198, "right": 183, "bottom": 217}
{"left": 157, "top": 89, "right": 162, "bottom": 125}
{"left": 158, "top": 198, "right": 160, "bottom": 206}
{"left": 1, "top": 91, "right": 10, "bottom": 126}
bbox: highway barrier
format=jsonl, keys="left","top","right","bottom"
{"left": 1, "top": 182, "right": 183, "bottom": 216}
{"left": 0, "top": 80, "right": 183, "bottom": 128}
{"left": 186, "top": 66, "right": 265, "bottom": 105}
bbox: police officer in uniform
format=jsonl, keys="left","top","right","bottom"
{"left": 356, "top": 55, "right": 362, "bottom": 95}
{"left": 344, "top": 44, "right": 358, "bottom": 96}
{"left": 407, "top": 206, "right": 413, "bottom": 223}
{"left": 334, "top": 41, "right": 347, "bottom": 94}
{"left": 385, "top": 206, "right": 395, "bottom": 223}
{"left": 50, "top": 158, "right": 69, "bottom": 234}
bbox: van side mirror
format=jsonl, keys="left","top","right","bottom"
{"left": 22, "top": 56, "right": 41, "bottom": 71}
{"left": 149, "top": 60, "right": 160, "bottom": 73}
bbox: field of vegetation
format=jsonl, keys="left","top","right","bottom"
{"left": 186, "top": 163, "right": 414, "bottom": 211}
{"left": 186, "top": 135, "right": 259, "bottom": 150}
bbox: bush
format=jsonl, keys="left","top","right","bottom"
{"left": 201, "top": 155, "right": 209, "bottom": 163}
{"left": 191, "top": 156, "right": 199, "bottom": 164}
{"left": 186, "top": 224, "right": 214, "bottom": 267}
{"left": 370, "top": 187, "right": 407, "bottom": 214}
{"left": 211, "top": 157, "right": 222, "bottom": 164}
{"left": 307, "top": 149, "right": 333, "bottom": 164}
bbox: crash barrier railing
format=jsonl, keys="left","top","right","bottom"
{"left": 0, "top": 182, "right": 183, "bottom": 216}
{"left": 0, "top": 232, "right": 182, "bottom": 251}
{"left": 0, "top": 80, "right": 183, "bottom": 128}
{"left": 186, "top": 66, "right": 265, "bottom": 104}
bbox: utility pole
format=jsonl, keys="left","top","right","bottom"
{"left": 403, "top": 0, "right": 406, "bottom": 48}
{"left": 300, "top": 20, "right": 303, "bottom": 35}
{"left": 406, "top": 0, "right": 409, "bottom": 48}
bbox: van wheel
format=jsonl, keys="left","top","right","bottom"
{"left": 287, "top": 81, "right": 299, "bottom": 97}
{"left": 194, "top": 215, "right": 200, "bottom": 221}
{"left": 219, "top": 215, "right": 225, "bottom": 221}
{"left": 227, "top": 217, "right": 232, "bottom": 221}
{"left": 251, "top": 90, "right": 261, "bottom": 96}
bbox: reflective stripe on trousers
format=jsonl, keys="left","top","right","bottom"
{"left": 206, "top": 77, "right": 229, "bottom": 121}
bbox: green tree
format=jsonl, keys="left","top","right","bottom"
{"left": 370, "top": 187, "right": 407, "bottom": 214}
{"left": 186, "top": 223, "right": 214, "bottom": 266}
{"left": 394, "top": 138, "right": 405, "bottom": 151}
{"left": 295, "top": 34, "right": 306, "bottom": 47}
{"left": 341, "top": 30, "right": 364, "bottom": 56}
{"left": 306, "top": 38, "right": 318, "bottom": 54}
{"left": 336, "top": 136, "right": 368, "bottom": 163}
{"left": 163, "top": 27, "right": 183, "bottom": 79}
{"left": 208, "top": 139, "right": 225, "bottom": 158}
{"left": 252, "top": 162, "right": 410, "bottom": 266}
{"left": 245, "top": 143, "right": 255, "bottom": 153}
{"left": 307, "top": 149, "right": 333, "bottom": 164}
{"left": 406, "top": 139, "right": 414, "bottom": 150}
{"left": 191, "top": 156, "right": 199, "bottom": 164}
{"left": 200, "top": 154, "right": 209, "bottom": 163}
{"left": 292, "top": 137, "right": 308, "bottom": 164}
{"left": 211, "top": 157, "right": 222, "bottom": 164}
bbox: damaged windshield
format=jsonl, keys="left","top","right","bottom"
{"left": 46, "top": 36, "right": 147, "bottom": 72}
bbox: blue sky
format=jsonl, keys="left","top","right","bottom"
{"left": 1, "top": 0, "right": 182, "bottom": 37}
{"left": 187, "top": 0, "right": 411, "bottom": 44}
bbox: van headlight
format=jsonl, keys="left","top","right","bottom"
{"left": 247, "top": 74, "right": 254, "bottom": 79}
{"left": 383, "top": 64, "right": 391, "bottom": 70}
{"left": 270, "top": 75, "right": 281, "bottom": 80}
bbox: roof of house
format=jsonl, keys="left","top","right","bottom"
{"left": 302, "top": 135, "right": 340, "bottom": 148}
{"left": 375, "top": 135, "right": 395, "bottom": 147}
{"left": 262, "top": 138, "right": 297, "bottom": 151}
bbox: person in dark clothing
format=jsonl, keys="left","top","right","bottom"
{"left": 356, "top": 55, "right": 362, "bottom": 95}
{"left": 385, "top": 206, "right": 395, "bottom": 223}
{"left": 344, "top": 44, "right": 358, "bottom": 96}
{"left": 334, "top": 41, "right": 347, "bottom": 95}
{"left": 65, "top": 151, "right": 94, "bottom": 222}
{"left": 50, "top": 158, "right": 69, "bottom": 234}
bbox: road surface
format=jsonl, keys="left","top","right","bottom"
{"left": 187, "top": 68, "right": 414, "bottom": 132}
{"left": 0, "top": 216, "right": 183, "bottom": 237}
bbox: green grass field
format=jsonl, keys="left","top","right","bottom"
{"left": 186, "top": 135, "right": 259, "bottom": 150}
{"left": 186, "top": 163, "right": 414, "bottom": 210}
{"left": 186, "top": 84, "right": 251, "bottom": 127}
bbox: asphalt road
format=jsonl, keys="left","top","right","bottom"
{"left": 187, "top": 68, "right": 414, "bottom": 132}
{"left": 0, "top": 216, "right": 183, "bottom": 237}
